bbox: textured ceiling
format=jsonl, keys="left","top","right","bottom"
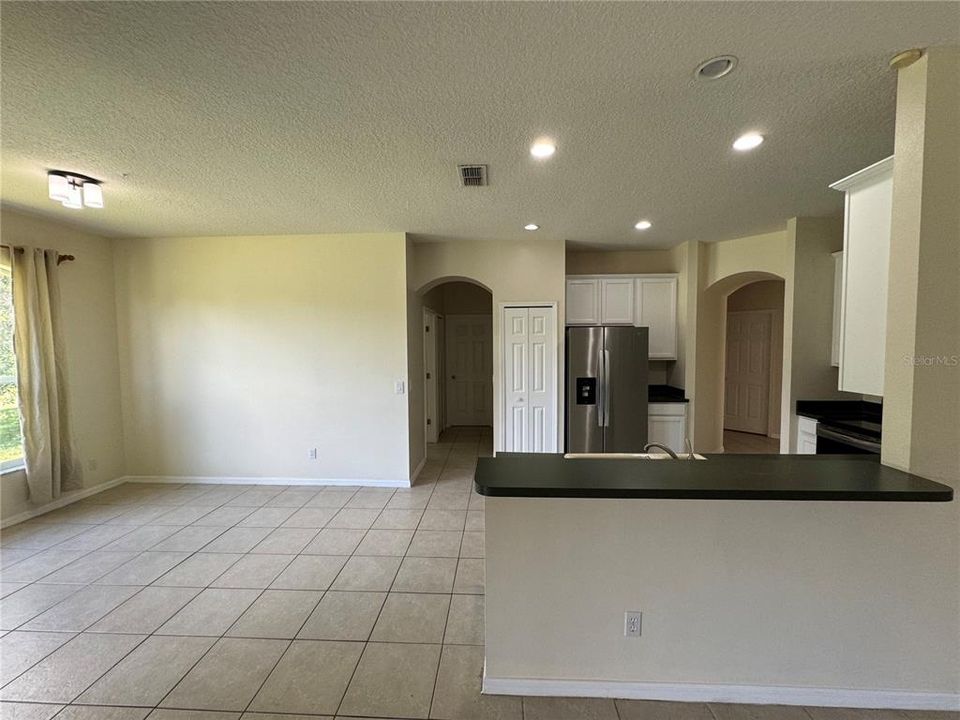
{"left": 1, "top": 2, "right": 958, "bottom": 248}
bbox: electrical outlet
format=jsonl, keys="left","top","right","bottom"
{"left": 308, "top": 448, "right": 318, "bottom": 460}
{"left": 87, "top": 459, "right": 98, "bottom": 472}
{"left": 394, "top": 380, "right": 406, "bottom": 395}
{"left": 624, "top": 611, "right": 642, "bottom": 637}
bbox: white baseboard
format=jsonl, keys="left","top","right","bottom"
{"left": 0, "top": 475, "right": 130, "bottom": 528}
{"left": 120, "top": 475, "right": 412, "bottom": 488}
{"left": 481, "top": 676, "right": 960, "bottom": 711}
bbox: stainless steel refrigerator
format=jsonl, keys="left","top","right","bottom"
{"left": 566, "top": 326, "right": 649, "bottom": 453}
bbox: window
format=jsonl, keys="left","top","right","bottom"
{"left": 0, "top": 262, "right": 24, "bottom": 471}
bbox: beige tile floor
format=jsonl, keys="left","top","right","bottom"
{"left": 0, "top": 426, "right": 953, "bottom": 720}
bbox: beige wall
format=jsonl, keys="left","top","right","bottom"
{"left": 884, "top": 47, "right": 960, "bottom": 483}
{"left": 782, "top": 216, "right": 855, "bottom": 451}
{"left": 693, "top": 223, "right": 853, "bottom": 452}
{"left": 726, "top": 280, "right": 784, "bottom": 438}
{"left": 442, "top": 281, "right": 492, "bottom": 315}
{"left": 726, "top": 279, "right": 783, "bottom": 312}
{"left": 694, "top": 229, "right": 790, "bottom": 452}
{"left": 486, "top": 496, "right": 960, "bottom": 700}
{"left": 701, "top": 230, "right": 790, "bottom": 288}
{"left": 566, "top": 249, "right": 676, "bottom": 275}
{"left": 114, "top": 232, "right": 412, "bottom": 483}
{"left": 1, "top": 209, "right": 125, "bottom": 521}
{"left": 406, "top": 237, "right": 565, "bottom": 463}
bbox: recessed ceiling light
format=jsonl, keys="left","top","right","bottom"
{"left": 695, "top": 55, "right": 738, "bottom": 81}
{"left": 530, "top": 141, "right": 556, "bottom": 159}
{"left": 733, "top": 132, "right": 764, "bottom": 151}
{"left": 524, "top": 223, "right": 540, "bottom": 231}
{"left": 634, "top": 220, "right": 652, "bottom": 230}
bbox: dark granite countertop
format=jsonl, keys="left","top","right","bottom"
{"left": 796, "top": 400, "right": 883, "bottom": 439}
{"left": 649, "top": 384, "right": 688, "bottom": 403}
{"left": 475, "top": 453, "right": 953, "bottom": 502}
{"left": 796, "top": 400, "right": 882, "bottom": 423}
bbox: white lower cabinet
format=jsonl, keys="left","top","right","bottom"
{"left": 796, "top": 416, "right": 818, "bottom": 454}
{"left": 648, "top": 402, "right": 687, "bottom": 454}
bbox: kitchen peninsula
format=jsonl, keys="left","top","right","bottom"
{"left": 477, "top": 454, "right": 957, "bottom": 710}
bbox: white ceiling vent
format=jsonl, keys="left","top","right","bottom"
{"left": 458, "top": 164, "right": 488, "bottom": 187}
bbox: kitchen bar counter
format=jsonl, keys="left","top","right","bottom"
{"left": 475, "top": 453, "right": 953, "bottom": 501}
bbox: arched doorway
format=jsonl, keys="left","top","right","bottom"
{"left": 696, "top": 271, "right": 787, "bottom": 453}
{"left": 417, "top": 278, "right": 493, "bottom": 454}
{"left": 723, "top": 279, "right": 785, "bottom": 453}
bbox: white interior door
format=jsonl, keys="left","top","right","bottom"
{"left": 502, "top": 305, "right": 558, "bottom": 453}
{"left": 423, "top": 309, "right": 439, "bottom": 443}
{"left": 445, "top": 315, "right": 492, "bottom": 426}
{"left": 724, "top": 310, "right": 771, "bottom": 435}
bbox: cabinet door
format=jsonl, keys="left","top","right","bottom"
{"left": 566, "top": 279, "right": 600, "bottom": 325}
{"left": 796, "top": 417, "right": 818, "bottom": 454}
{"left": 600, "top": 279, "right": 635, "bottom": 325}
{"left": 831, "top": 251, "right": 843, "bottom": 368}
{"left": 834, "top": 159, "right": 892, "bottom": 396}
{"left": 647, "top": 415, "right": 685, "bottom": 454}
{"left": 635, "top": 277, "right": 678, "bottom": 359}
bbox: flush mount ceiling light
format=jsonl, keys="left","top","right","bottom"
{"left": 634, "top": 220, "right": 652, "bottom": 230}
{"left": 48, "top": 171, "right": 104, "bottom": 209}
{"left": 732, "top": 132, "right": 764, "bottom": 152}
{"left": 530, "top": 140, "right": 556, "bottom": 159}
{"left": 695, "top": 55, "right": 738, "bottom": 81}
{"left": 524, "top": 223, "right": 540, "bottom": 231}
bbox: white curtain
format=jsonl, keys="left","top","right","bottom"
{"left": 10, "top": 247, "right": 80, "bottom": 504}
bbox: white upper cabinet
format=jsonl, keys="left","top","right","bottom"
{"left": 565, "top": 274, "right": 678, "bottom": 360}
{"left": 565, "top": 278, "right": 601, "bottom": 325}
{"left": 600, "top": 278, "right": 635, "bottom": 325}
{"left": 635, "top": 276, "right": 678, "bottom": 360}
{"left": 830, "top": 157, "right": 893, "bottom": 396}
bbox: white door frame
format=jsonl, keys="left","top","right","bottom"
{"left": 498, "top": 302, "right": 561, "bottom": 453}
{"left": 423, "top": 308, "right": 440, "bottom": 444}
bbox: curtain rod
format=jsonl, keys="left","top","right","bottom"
{"left": 0, "top": 244, "right": 75, "bottom": 265}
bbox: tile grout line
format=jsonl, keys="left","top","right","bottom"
{"left": 3, "top": 430, "right": 489, "bottom": 718}
{"left": 426, "top": 434, "right": 457, "bottom": 720}
{"left": 149, "top": 485, "right": 369, "bottom": 714}
{"left": 329, "top": 478, "right": 420, "bottom": 718}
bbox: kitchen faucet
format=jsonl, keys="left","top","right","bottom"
{"left": 643, "top": 438, "right": 695, "bottom": 459}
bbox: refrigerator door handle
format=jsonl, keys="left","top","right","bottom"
{"left": 603, "top": 349, "right": 611, "bottom": 427}
{"left": 596, "top": 348, "right": 605, "bottom": 427}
